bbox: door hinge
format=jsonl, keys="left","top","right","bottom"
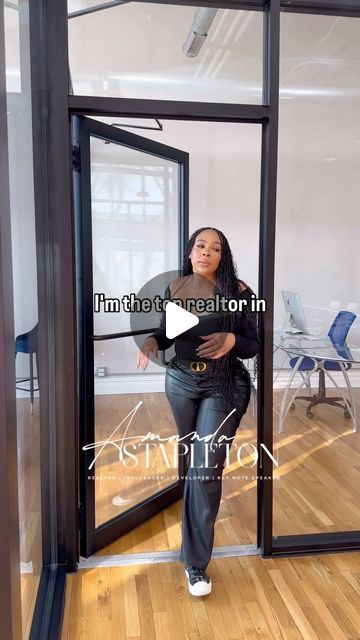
{"left": 72, "top": 144, "right": 81, "bottom": 172}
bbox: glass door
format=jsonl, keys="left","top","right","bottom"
{"left": 73, "top": 116, "right": 189, "bottom": 556}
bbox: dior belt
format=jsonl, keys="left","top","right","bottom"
{"left": 189, "top": 361, "right": 208, "bottom": 372}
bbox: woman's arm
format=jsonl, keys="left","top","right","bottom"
{"left": 146, "top": 284, "right": 176, "bottom": 351}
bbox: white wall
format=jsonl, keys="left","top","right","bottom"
{"left": 7, "top": 99, "right": 38, "bottom": 384}
{"left": 7, "top": 96, "right": 38, "bottom": 340}
{"left": 275, "top": 14, "right": 360, "bottom": 345}
{"left": 5, "top": 8, "right": 38, "bottom": 347}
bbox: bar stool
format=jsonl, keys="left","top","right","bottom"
{"left": 15, "top": 323, "right": 39, "bottom": 414}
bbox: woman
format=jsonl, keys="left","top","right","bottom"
{"left": 136, "top": 227, "right": 259, "bottom": 597}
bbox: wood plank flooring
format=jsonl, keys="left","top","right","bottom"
{"left": 60, "top": 552, "right": 360, "bottom": 639}
{"left": 60, "top": 387, "right": 360, "bottom": 638}
{"left": 273, "top": 391, "right": 360, "bottom": 535}
{"left": 91, "top": 390, "right": 258, "bottom": 551}
{"left": 91, "top": 387, "right": 360, "bottom": 554}
{"left": 17, "top": 383, "right": 360, "bottom": 638}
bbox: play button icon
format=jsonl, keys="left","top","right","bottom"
{"left": 165, "top": 301, "right": 199, "bottom": 339}
{"left": 129, "top": 269, "right": 226, "bottom": 369}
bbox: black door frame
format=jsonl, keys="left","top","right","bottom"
{"left": 40, "top": 0, "right": 360, "bottom": 568}
{"left": 75, "top": 115, "right": 191, "bottom": 555}
{"left": 68, "top": 0, "right": 279, "bottom": 559}
{"left": 66, "top": 0, "right": 360, "bottom": 559}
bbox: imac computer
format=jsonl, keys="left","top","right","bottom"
{"left": 281, "top": 290, "right": 316, "bottom": 336}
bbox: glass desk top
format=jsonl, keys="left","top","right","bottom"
{"left": 274, "top": 329, "right": 360, "bottom": 364}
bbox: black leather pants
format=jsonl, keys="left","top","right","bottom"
{"left": 165, "top": 357, "right": 251, "bottom": 571}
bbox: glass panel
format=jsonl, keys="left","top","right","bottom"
{"left": 93, "top": 337, "right": 180, "bottom": 527}
{"left": 90, "top": 135, "right": 179, "bottom": 527}
{"left": 68, "top": 0, "right": 109, "bottom": 12}
{"left": 140, "top": 120, "right": 261, "bottom": 550}
{"left": 68, "top": 2, "right": 263, "bottom": 104}
{"left": 4, "top": 2, "right": 43, "bottom": 637}
{"left": 274, "top": 13, "right": 360, "bottom": 537}
{"left": 4, "top": 3, "right": 20, "bottom": 92}
{"left": 90, "top": 135, "right": 179, "bottom": 344}
{"left": 89, "top": 120, "right": 262, "bottom": 549}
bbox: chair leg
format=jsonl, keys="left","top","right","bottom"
{"left": 35, "top": 352, "right": 39, "bottom": 389}
{"left": 30, "top": 353, "right": 34, "bottom": 415}
{"left": 281, "top": 367, "right": 315, "bottom": 427}
{"left": 339, "top": 363, "right": 357, "bottom": 431}
{"left": 302, "top": 371, "right": 312, "bottom": 395}
{"left": 250, "top": 381, "right": 256, "bottom": 417}
{"left": 302, "top": 366, "right": 353, "bottom": 423}
{"left": 327, "top": 364, "right": 357, "bottom": 432}
{"left": 279, "top": 355, "right": 305, "bottom": 433}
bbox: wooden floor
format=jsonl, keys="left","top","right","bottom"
{"left": 17, "top": 396, "right": 42, "bottom": 640}
{"left": 93, "top": 390, "right": 258, "bottom": 548}
{"left": 60, "top": 552, "right": 360, "bottom": 639}
{"left": 92, "top": 387, "right": 360, "bottom": 554}
{"left": 16, "top": 383, "right": 360, "bottom": 639}
{"left": 273, "top": 390, "right": 360, "bottom": 535}
{"left": 60, "top": 388, "right": 360, "bottom": 639}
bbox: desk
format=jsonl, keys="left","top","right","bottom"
{"left": 274, "top": 330, "right": 360, "bottom": 433}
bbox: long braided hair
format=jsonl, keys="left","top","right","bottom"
{"left": 182, "top": 226, "right": 258, "bottom": 414}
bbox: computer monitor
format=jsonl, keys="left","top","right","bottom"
{"left": 281, "top": 290, "right": 310, "bottom": 334}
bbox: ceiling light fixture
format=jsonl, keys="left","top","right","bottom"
{"left": 183, "top": 8, "right": 218, "bottom": 57}
{"left": 136, "top": 188, "right": 150, "bottom": 198}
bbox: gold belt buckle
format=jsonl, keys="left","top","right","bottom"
{"left": 190, "top": 361, "right": 207, "bottom": 372}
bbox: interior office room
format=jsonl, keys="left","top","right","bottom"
{"left": 1, "top": 0, "right": 360, "bottom": 638}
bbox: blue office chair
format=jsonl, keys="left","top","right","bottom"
{"left": 280, "top": 311, "right": 357, "bottom": 431}
{"left": 15, "top": 323, "right": 39, "bottom": 414}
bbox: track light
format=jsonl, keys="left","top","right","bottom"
{"left": 183, "top": 8, "right": 218, "bottom": 57}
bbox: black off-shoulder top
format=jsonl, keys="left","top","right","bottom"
{"left": 148, "top": 279, "right": 259, "bottom": 362}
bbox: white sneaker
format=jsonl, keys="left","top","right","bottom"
{"left": 185, "top": 565, "right": 212, "bottom": 596}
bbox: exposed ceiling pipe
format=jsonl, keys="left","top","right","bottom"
{"left": 183, "top": 8, "right": 218, "bottom": 57}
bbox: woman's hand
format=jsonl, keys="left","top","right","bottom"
{"left": 136, "top": 337, "right": 159, "bottom": 371}
{"left": 196, "top": 332, "right": 236, "bottom": 359}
